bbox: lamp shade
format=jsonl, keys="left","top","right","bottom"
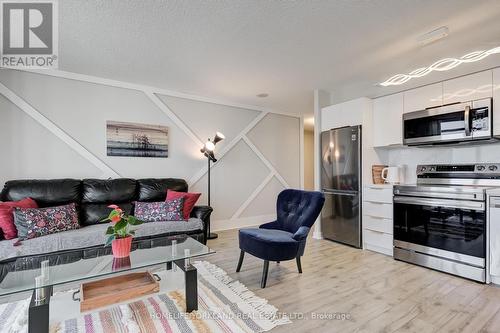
{"left": 213, "top": 132, "right": 225, "bottom": 144}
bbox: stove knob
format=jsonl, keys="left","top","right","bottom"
{"left": 489, "top": 165, "right": 498, "bottom": 171}
{"left": 477, "top": 165, "right": 486, "bottom": 171}
{"left": 430, "top": 167, "right": 435, "bottom": 172}
{"left": 421, "top": 166, "right": 427, "bottom": 172}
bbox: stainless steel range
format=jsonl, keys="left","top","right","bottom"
{"left": 393, "top": 163, "right": 500, "bottom": 282}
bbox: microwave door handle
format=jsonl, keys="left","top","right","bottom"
{"left": 464, "top": 105, "right": 471, "bottom": 136}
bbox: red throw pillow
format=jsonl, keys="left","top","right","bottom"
{"left": 0, "top": 198, "right": 38, "bottom": 239}
{"left": 165, "top": 190, "right": 201, "bottom": 220}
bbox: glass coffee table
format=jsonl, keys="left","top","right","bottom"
{"left": 0, "top": 234, "right": 214, "bottom": 333}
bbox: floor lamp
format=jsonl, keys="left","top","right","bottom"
{"left": 200, "top": 132, "right": 225, "bottom": 240}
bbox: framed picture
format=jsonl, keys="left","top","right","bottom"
{"left": 106, "top": 121, "right": 169, "bottom": 158}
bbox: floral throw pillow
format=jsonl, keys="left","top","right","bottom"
{"left": 14, "top": 203, "right": 80, "bottom": 240}
{"left": 134, "top": 198, "right": 184, "bottom": 222}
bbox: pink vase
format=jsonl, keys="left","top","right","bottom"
{"left": 112, "top": 236, "right": 132, "bottom": 258}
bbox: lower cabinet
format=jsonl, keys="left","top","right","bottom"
{"left": 489, "top": 196, "right": 500, "bottom": 284}
{"left": 363, "top": 185, "right": 394, "bottom": 256}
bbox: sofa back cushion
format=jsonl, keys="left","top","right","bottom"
{"left": 81, "top": 179, "right": 136, "bottom": 226}
{"left": 137, "top": 178, "right": 188, "bottom": 201}
{"left": 0, "top": 179, "right": 81, "bottom": 207}
{"left": 0, "top": 178, "right": 191, "bottom": 228}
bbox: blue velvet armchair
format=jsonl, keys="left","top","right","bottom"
{"left": 237, "top": 189, "right": 325, "bottom": 288}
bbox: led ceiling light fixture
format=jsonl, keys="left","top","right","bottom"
{"left": 379, "top": 46, "right": 500, "bottom": 87}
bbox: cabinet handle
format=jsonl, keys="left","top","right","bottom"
{"left": 366, "top": 201, "right": 391, "bottom": 205}
{"left": 367, "top": 229, "right": 386, "bottom": 234}
{"left": 366, "top": 215, "right": 390, "bottom": 220}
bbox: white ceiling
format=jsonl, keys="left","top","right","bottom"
{"left": 59, "top": 0, "right": 500, "bottom": 119}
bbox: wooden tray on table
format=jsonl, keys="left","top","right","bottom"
{"left": 77, "top": 271, "right": 159, "bottom": 312}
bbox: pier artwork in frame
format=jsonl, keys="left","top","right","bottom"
{"left": 106, "top": 121, "right": 169, "bottom": 158}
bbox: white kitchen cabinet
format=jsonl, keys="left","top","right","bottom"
{"left": 442, "top": 70, "right": 493, "bottom": 104}
{"left": 489, "top": 196, "right": 500, "bottom": 284}
{"left": 373, "top": 93, "right": 404, "bottom": 147}
{"left": 404, "top": 83, "right": 443, "bottom": 113}
{"left": 363, "top": 185, "right": 394, "bottom": 256}
{"left": 321, "top": 98, "right": 369, "bottom": 131}
{"left": 493, "top": 68, "right": 500, "bottom": 137}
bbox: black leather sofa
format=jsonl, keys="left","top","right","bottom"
{"left": 0, "top": 178, "right": 212, "bottom": 279}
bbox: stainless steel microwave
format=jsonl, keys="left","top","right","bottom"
{"left": 403, "top": 98, "right": 493, "bottom": 146}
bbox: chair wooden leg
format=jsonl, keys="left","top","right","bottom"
{"left": 236, "top": 250, "right": 245, "bottom": 272}
{"left": 261, "top": 260, "right": 269, "bottom": 288}
{"left": 296, "top": 256, "right": 302, "bottom": 274}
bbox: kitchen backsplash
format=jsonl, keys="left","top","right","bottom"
{"left": 380, "top": 141, "right": 500, "bottom": 184}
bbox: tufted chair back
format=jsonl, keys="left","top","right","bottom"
{"left": 276, "top": 189, "right": 325, "bottom": 234}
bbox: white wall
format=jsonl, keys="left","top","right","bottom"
{"left": 313, "top": 89, "right": 332, "bottom": 239}
{"left": 303, "top": 130, "right": 314, "bottom": 190}
{"left": 0, "top": 69, "right": 301, "bottom": 231}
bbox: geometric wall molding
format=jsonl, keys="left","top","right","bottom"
{"left": 231, "top": 172, "right": 275, "bottom": 219}
{"left": 0, "top": 68, "right": 303, "bottom": 231}
{"left": 145, "top": 91, "right": 204, "bottom": 147}
{"left": 0, "top": 81, "right": 120, "bottom": 178}
{"left": 187, "top": 111, "right": 269, "bottom": 187}
{"left": 156, "top": 93, "right": 262, "bottom": 150}
{"left": 20, "top": 68, "right": 295, "bottom": 117}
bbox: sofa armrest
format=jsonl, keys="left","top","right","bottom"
{"left": 259, "top": 221, "right": 280, "bottom": 230}
{"left": 293, "top": 226, "right": 311, "bottom": 241}
{"left": 190, "top": 205, "right": 213, "bottom": 222}
{"left": 190, "top": 205, "right": 213, "bottom": 244}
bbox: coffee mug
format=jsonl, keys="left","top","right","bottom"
{"left": 381, "top": 166, "right": 400, "bottom": 184}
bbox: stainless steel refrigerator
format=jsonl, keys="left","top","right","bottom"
{"left": 320, "top": 125, "right": 361, "bottom": 248}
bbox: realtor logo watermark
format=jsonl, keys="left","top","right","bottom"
{"left": 0, "top": 0, "right": 58, "bottom": 68}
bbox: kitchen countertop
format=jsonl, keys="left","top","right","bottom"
{"left": 365, "top": 183, "right": 414, "bottom": 188}
{"left": 365, "top": 183, "right": 395, "bottom": 188}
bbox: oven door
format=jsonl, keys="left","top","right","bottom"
{"left": 393, "top": 196, "right": 486, "bottom": 259}
{"left": 403, "top": 98, "right": 491, "bottom": 145}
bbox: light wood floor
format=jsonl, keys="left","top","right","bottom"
{"left": 204, "top": 229, "right": 500, "bottom": 333}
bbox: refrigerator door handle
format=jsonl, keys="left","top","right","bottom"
{"left": 322, "top": 189, "right": 359, "bottom": 196}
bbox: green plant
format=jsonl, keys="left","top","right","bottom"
{"left": 102, "top": 205, "right": 143, "bottom": 246}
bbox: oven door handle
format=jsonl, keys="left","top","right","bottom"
{"left": 394, "top": 196, "right": 485, "bottom": 211}
{"left": 464, "top": 105, "right": 471, "bottom": 136}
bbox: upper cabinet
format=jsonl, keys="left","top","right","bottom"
{"left": 493, "top": 68, "right": 500, "bottom": 137}
{"left": 321, "top": 98, "right": 369, "bottom": 131}
{"left": 373, "top": 93, "right": 404, "bottom": 147}
{"left": 403, "top": 83, "right": 443, "bottom": 113}
{"left": 442, "top": 71, "right": 493, "bottom": 104}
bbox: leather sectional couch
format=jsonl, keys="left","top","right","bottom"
{"left": 0, "top": 178, "right": 212, "bottom": 279}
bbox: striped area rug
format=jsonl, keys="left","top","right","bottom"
{"left": 1, "top": 261, "right": 291, "bottom": 333}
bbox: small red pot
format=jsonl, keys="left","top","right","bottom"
{"left": 112, "top": 236, "right": 132, "bottom": 258}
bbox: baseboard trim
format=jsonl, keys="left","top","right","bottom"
{"left": 490, "top": 275, "right": 500, "bottom": 285}
{"left": 312, "top": 223, "right": 323, "bottom": 239}
{"left": 312, "top": 231, "right": 323, "bottom": 240}
{"left": 212, "top": 214, "right": 276, "bottom": 232}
